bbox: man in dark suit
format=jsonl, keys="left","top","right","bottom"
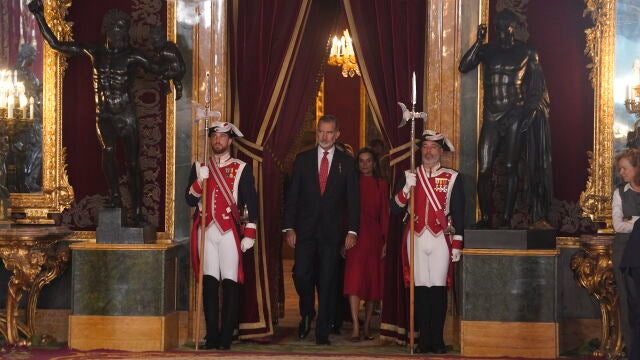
{"left": 284, "top": 115, "right": 359, "bottom": 345}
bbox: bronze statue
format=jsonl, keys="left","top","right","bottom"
{"left": 29, "top": 0, "right": 169, "bottom": 226}
{"left": 459, "top": 9, "right": 552, "bottom": 228}
{"left": 150, "top": 26, "right": 185, "bottom": 100}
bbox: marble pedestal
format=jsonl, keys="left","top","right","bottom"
{"left": 96, "top": 208, "right": 156, "bottom": 244}
{"left": 465, "top": 228, "right": 556, "bottom": 249}
{"left": 68, "top": 242, "right": 179, "bottom": 351}
{"left": 461, "top": 246, "right": 559, "bottom": 358}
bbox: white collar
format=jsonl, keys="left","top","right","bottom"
{"left": 318, "top": 146, "right": 335, "bottom": 156}
{"left": 421, "top": 162, "right": 442, "bottom": 175}
{"left": 212, "top": 152, "right": 232, "bottom": 166}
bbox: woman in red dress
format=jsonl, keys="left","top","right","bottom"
{"left": 344, "top": 147, "right": 389, "bottom": 341}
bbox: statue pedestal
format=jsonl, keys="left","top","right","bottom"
{"left": 68, "top": 242, "right": 179, "bottom": 351}
{"left": 461, "top": 244, "right": 558, "bottom": 358}
{"left": 96, "top": 208, "right": 156, "bottom": 244}
{"left": 465, "top": 228, "right": 556, "bottom": 249}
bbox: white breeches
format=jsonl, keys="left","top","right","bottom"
{"left": 406, "top": 230, "right": 449, "bottom": 286}
{"left": 198, "top": 223, "right": 239, "bottom": 281}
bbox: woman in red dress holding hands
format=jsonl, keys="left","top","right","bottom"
{"left": 344, "top": 147, "right": 389, "bottom": 341}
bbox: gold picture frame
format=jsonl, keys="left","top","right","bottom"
{"left": 578, "top": 0, "right": 615, "bottom": 227}
{"left": 9, "top": 0, "right": 75, "bottom": 224}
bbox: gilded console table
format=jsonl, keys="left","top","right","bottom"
{"left": 570, "top": 235, "right": 622, "bottom": 359}
{"left": 0, "top": 226, "right": 71, "bottom": 345}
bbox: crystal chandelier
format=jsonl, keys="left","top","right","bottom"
{"left": 0, "top": 70, "right": 32, "bottom": 120}
{"left": 328, "top": 29, "right": 360, "bottom": 78}
{"left": 626, "top": 58, "right": 640, "bottom": 120}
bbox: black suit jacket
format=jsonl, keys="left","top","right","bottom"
{"left": 284, "top": 147, "right": 359, "bottom": 244}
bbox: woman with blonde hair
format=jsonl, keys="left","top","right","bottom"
{"left": 613, "top": 148, "right": 640, "bottom": 357}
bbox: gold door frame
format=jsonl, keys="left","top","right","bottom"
{"left": 9, "top": 0, "right": 75, "bottom": 224}
{"left": 578, "top": 0, "right": 615, "bottom": 227}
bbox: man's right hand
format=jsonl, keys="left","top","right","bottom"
{"left": 402, "top": 170, "right": 416, "bottom": 195}
{"left": 28, "top": 0, "right": 43, "bottom": 14}
{"left": 477, "top": 24, "right": 487, "bottom": 42}
{"left": 285, "top": 229, "right": 296, "bottom": 248}
{"left": 196, "top": 165, "right": 209, "bottom": 183}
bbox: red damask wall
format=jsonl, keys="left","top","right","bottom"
{"left": 490, "top": 1, "right": 594, "bottom": 203}
{"left": 323, "top": 65, "right": 362, "bottom": 152}
{"left": 62, "top": 1, "right": 166, "bottom": 231}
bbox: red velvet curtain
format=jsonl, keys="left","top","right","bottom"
{"left": 344, "top": 0, "right": 427, "bottom": 343}
{"left": 230, "top": 0, "right": 339, "bottom": 338}
{"left": 229, "top": 0, "right": 307, "bottom": 338}
{"left": 263, "top": 0, "right": 340, "bottom": 321}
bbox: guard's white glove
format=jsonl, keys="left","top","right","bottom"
{"left": 241, "top": 237, "right": 255, "bottom": 252}
{"left": 451, "top": 249, "right": 461, "bottom": 262}
{"left": 197, "top": 165, "right": 209, "bottom": 182}
{"left": 632, "top": 216, "right": 640, "bottom": 223}
{"left": 403, "top": 170, "right": 416, "bottom": 194}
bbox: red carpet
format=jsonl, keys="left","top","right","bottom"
{"left": 0, "top": 345, "right": 603, "bottom": 360}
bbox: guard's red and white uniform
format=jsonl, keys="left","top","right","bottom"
{"left": 187, "top": 153, "right": 258, "bottom": 283}
{"left": 393, "top": 163, "right": 464, "bottom": 287}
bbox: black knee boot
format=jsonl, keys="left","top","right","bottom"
{"left": 430, "top": 286, "right": 448, "bottom": 353}
{"left": 219, "top": 279, "right": 239, "bottom": 350}
{"left": 202, "top": 275, "right": 219, "bottom": 349}
{"left": 415, "top": 286, "right": 431, "bottom": 352}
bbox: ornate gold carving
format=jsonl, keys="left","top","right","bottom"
{"left": 163, "top": 1, "right": 177, "bottom": 242}
{"left": 9, "top": 0, "right": 75, "bottom": 224}
{"left": 462, "top": 248, "right": 558, "bottom": 256}
{"left": 579, "top": 0, "right": 615, "bottom": 226}
{"left": 0, "top": 226, "right": 71, "bottom": 345}
{"left": 556, "top": 236, "right": 581, "bottom": 248}
{"left": 570, "top": 235, "right": 622, "bottom": 358}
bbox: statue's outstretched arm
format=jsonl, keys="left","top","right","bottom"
{"left": 28, "top": 0, "right": 85, "bottom": 57}
{"left": 132, "top": 51, "right": 165, "bottom": 75}
{"left": 459, "top": 24, "right": 486, "bottom": 73}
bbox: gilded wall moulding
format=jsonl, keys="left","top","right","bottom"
{"left": 579, "top": 0, "right": 615, "bottom": 226}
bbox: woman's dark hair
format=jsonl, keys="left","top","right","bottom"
{"left": 356, "top": 147, "right": 382, "bottom": 178}
{"left": 616, "top": 148, "right": 640, "bottom": 186}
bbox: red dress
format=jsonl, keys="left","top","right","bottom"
{"left": 343, "top": 175, "right": 389, "bottom": 300}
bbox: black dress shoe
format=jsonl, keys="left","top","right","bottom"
{"left": 217, "top": 343, "right": 231, "bottom": 350}
{"left": 316, "top": 338, "right": 331, "bottom": 345}
{"left": 199, "top": 341, "right": 218, "bottom": 350}
{"left": 298, "top": 315, "right": 312, "bottom": 339}
{"left": 431, "top": 345, "right": 447, "bottom": 354}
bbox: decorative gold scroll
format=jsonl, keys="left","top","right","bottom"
{"left": 579, "top": 0, "right": 615, "bottom": 226}
{"left": 9, "top": 0, "right": 75, "bottom": 224}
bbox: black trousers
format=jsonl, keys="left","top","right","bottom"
{"left": 294, "top": 235, "right": 340, "bottom": 341}
{"left": 415, "top": 286, "right": 447, "bottom": 350}
{"left": 624, "top": 267, "right": 640, "bottom": 360}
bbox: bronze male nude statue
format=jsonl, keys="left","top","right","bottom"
{"left": 29, "top": 0, "right": 166, "bottom": 226}
{"left": 459, "top": 9, "right": 552, "bottom": 228}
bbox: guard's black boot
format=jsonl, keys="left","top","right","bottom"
{"left": 219, "top": 279, "right": 239, "bottom": 350}
{"left": 201, "top": 275, "right": 219, "bottom": 349}
{"left": 415, "top": 286, "right": 432, "bottom": 352}
{"left": 430, "top": 286, "right": 448, "bottom": 353}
